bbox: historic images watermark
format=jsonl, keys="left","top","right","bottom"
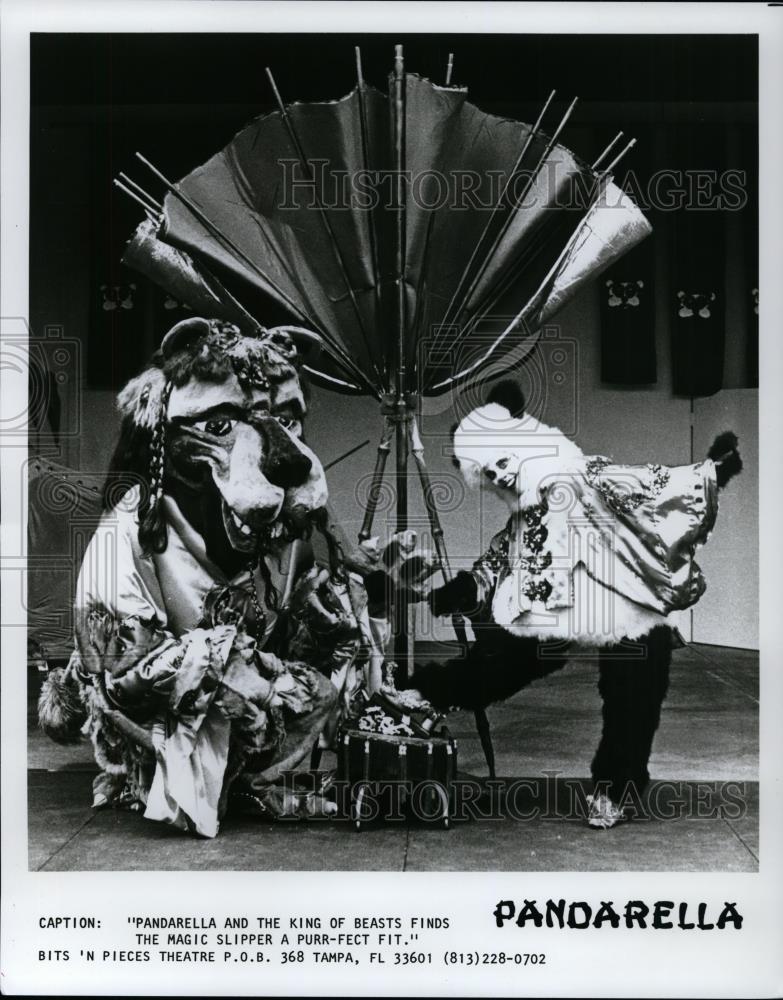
{"left": 278, "top": 160, "right": 749, "bottom": 214}
{"left": 284, "top": 772, "right": 750, "bottom": 824}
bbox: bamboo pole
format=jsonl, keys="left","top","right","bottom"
{"left": 113, "top": 179, "right": 158, "bottom": 219}
{"left": 598, "top": 137, "right": 637, "bottom": 179}
{"left": 445, "top": 52, "right": 454, "bottom": 86}
{"left": 591, "top": 131, "right": 624, "bottom": 170}
{"left": 354, "top": 46, "right": 386, "bottom": 386}
{"left": 323, "top": 438, "right": 371, "bottom": 472}
{"left": 358, "top": 418, "right": 394, "bottom": 542}
{"left": 391, "top": 44, "right": 411, "bottom": 672}
{"left": 118, "top": 172, "right": 162, "bottom": 211}
{"left": 407, "top": 206, "right": 437, "bottom": 373}
{"left": 408, "top": 417, "right": 450, "bottom": 578}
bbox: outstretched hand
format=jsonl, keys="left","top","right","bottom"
{"left": 346, "top": 530, "right": 440, "bottom": 611}
{"left": 287, "top": 566, "right": 356, "bottom": 637}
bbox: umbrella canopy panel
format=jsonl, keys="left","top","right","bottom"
{"left": 125, "top": 68, "right": 651, "bottom": 398}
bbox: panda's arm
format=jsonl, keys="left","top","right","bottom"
{"left": 427, "top": 524, "right": 508, "bottom": 618}
{"left": 428, "top": 571, "right": 481, "bottom": 616}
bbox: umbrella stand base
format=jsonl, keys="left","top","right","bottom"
{"left": 357, "top": 408, "right": 496, "bottom": 778}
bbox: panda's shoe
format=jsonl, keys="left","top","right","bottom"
{"left": 586, "top": 792, "right": 630, "bottom": 830}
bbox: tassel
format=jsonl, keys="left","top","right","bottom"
{"left": 138, "top": 379, "right": 172, "bottom": 554}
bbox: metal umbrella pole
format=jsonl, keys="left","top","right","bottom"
{"left": 355, "top": 406, "right": 498, "bottom": 779}
{"left": 389, "top": 44, "right": 412, "bottom": 672}
{"left": 409, "top": 417, "right": 496, "bottom": 779}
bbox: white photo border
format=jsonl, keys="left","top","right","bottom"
{"left": 2, "top": 2, "right": 781, "bottom": 996}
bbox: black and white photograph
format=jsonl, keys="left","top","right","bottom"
{"left": 2, "top": 2, "right": 782, "bottom": 996}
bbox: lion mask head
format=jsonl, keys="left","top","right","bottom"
{"left": 109, "top": 317, "right": 327, "bottom": 562}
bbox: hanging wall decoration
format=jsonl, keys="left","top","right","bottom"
{"left": 600, "top": 238, "right": 656, "bottom": 384}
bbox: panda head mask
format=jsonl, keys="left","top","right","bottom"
{"left": 451, "top": 381, "right": 584, "bottom": 511}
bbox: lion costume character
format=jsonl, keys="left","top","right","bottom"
{"left": 39, "top": 317, "right": 396, "bottom": 837}
{"left": 412, "top": 381, "right": 742, "bottom": 828}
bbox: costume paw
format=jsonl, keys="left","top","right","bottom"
{"left": 381, "top": 530, "right": 439, "bottom": 599}
{"left": 278, "top": 791, "right": 337, "bottom": 817}
{"left": 708, "top": 430, "right": 743, "bottom": 488}
{"left": 288, "top": 567, "right": 356, "bottom": 637}
{"left": 343, "top": 531, "right": 439, "bottom": 616}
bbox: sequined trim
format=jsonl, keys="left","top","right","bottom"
{"left": 522, "top": 577, "right": 554, "bottom": 602}
{"left": 518, "top": 503, "right": 552, "bottom": 602}
{"left": 584, "top": 457, "right": 671, "bottom": 514}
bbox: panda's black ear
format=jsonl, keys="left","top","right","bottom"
{"left": 448, "top": 422, "right": 461, "bottom": 469}
{"left": 486, "top": 380, "right": 526, "bottom": 418}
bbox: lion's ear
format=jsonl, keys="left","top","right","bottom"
{"left": 268, "top": 325, "right": 323, "bottom": 366}
{"left": 160, "top": 316, "right": 214, "bottom": 359}
{"left": 486, "top": 380, "right": 526, "bottom": 419}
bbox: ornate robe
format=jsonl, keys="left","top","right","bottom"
{"left": 71, "top": 487, "right": 387, "bottom": 836}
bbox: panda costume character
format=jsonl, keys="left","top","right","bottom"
{"left": 412, "top": 382, "right": 742, "bottom": 828}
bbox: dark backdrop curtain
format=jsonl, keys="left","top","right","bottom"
{"left": 86, "top": 118, "right": 228, "bottom": 389}
{"left": 668, "top": 125, "right": 728, "bottom": 397}
{"left": 600, "top": 126, "right": 657, "bottom": 385}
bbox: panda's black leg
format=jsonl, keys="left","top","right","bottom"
{"left": 410, "top": 633, "right": 567, "bottom": 712}
{"left": 591, "top": 626, "right": 672, "bottom": 807}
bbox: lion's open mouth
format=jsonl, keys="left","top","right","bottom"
{"left": 221, "top": 501, "right": 284, "bottom": 554}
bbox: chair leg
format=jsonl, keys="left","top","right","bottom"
{"left": 473, "top": 706, "right": 496, "bottom": 779}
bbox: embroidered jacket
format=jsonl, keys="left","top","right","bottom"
{"left": 469, "top": 456, "right": 719, "bottom": 644}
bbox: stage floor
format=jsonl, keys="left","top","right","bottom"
{"left": 27, "top": 643, "right": 758, "bottom": 872}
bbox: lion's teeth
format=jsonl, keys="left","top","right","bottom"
{"left": 240, "top": 523, "right": 252, "bottom": 536}
{"left": 271, "top": 522, "right": 282, "bottom": 538}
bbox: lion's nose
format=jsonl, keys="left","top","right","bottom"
{"left": 262, "top": 420, "right": 313, "bottom": 489}
{"left": 267, "top": 449, "right": 312, "bottom": 489}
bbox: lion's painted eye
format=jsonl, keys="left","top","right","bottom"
{"left": 275, "top": 414, "right": 302, "bottom": 437}
{"left": 197, "top": 418, "right": 236, "bottom": 436}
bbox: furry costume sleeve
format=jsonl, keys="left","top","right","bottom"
{"left": 428, "top": 522, "right": 512, "bottom": 620}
